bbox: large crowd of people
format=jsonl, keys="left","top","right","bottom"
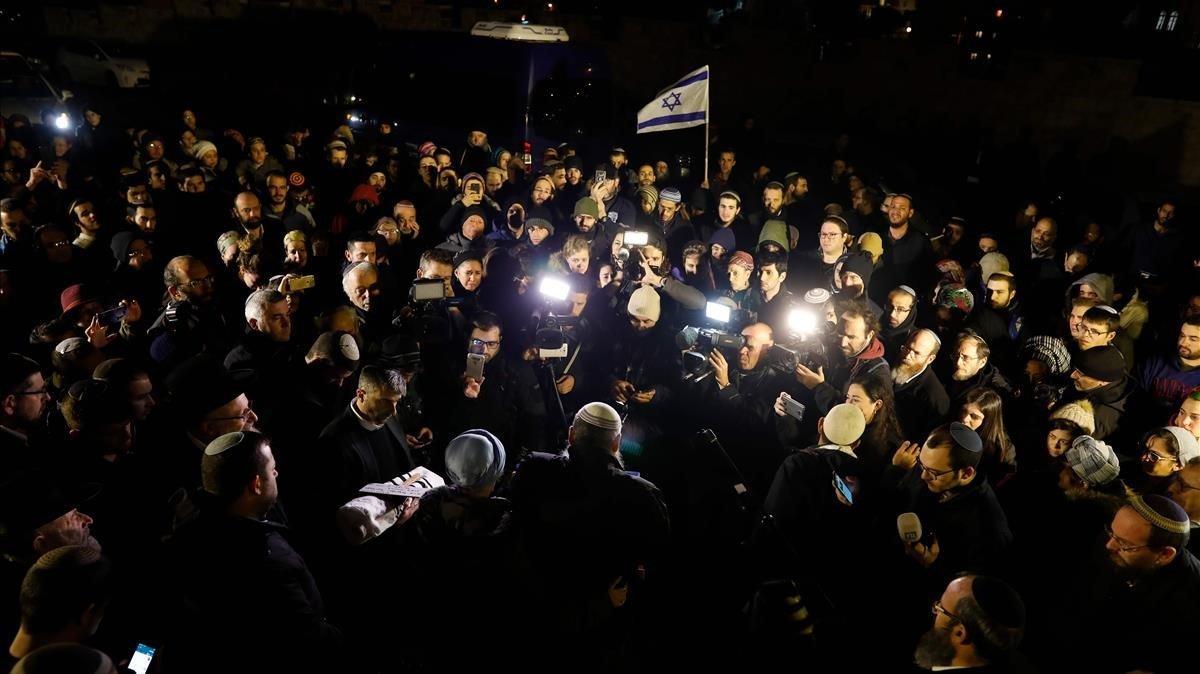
{"left": 1, "top": 97, "right": 1199, "bottom": 673}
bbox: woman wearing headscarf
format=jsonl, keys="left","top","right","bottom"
{"left": 408, "top": 430, "right": 522, "bottom": 668}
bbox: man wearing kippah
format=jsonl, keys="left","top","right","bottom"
{"left": 914, "top": 575, "right": 1026, "bottom": 671}
{"left": 889, "top": 423, "right": 1012, "bottom": 587}
{"left": 166, "top": 430, "right": 342, "bottom": 671}
{"left": 1064, "top": 495, "right": 1200, "bottom": 673}
{"left": 508, "top": 402, "right": 668, "bottom": 666}
{"left": 655, "top": 187, "right": 697, "bottom": 268}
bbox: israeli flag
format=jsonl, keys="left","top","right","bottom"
{"left": 636, "top": 65, "right": 709, "bottom": 134}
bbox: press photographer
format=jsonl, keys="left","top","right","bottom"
{"left": 701, "top": 322, "right": 793, "bottom": 490}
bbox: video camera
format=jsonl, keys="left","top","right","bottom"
{"left": 780, "top": 305, "right": 831, "bottom": 372}
{"left": 409, "top": 278, "right": 468, "bottom": 306}
{"left": 677, "top": 302, "right": 749, "bottom": 381}
{"left": 615, "top": 230, "right": 651, "bottom": 283}
{"left": 532, "top": 277, "right": 579, "bottom": 359}
{"left": 402, "top": 278, "right": 473, "bottom": 343}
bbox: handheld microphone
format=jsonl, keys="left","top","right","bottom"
{"left": 897, "top": 512, "right": 923, "bottom": 544}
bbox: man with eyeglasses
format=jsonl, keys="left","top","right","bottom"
{"left": 795, "top": 216, "right": 849, "bottom": 294}
{"left": 145, "top": 354, "right": 259, "bottom": 528}
{"left": 914, "top": 575, "right": 1026, "bottom": 671}
{"left": 1064, "top": 495, "right": 1199, "bottom": 673}
{"left": 946, "top": 331, "right": 1012, "bottom": 404}
{"left": 1073, "top": 305, "right": 1120, "bottom": 352}
{"left": 0, "top": 354, "right": 52, "bottom": 483}
{"left": 889, "top": 422, "right": 1012, "bottom": 583}
{"left": 1063, "top": 345, "right": 1133, "bottom": 442}
{"left": 880, "top": 285, "right": 918, "bottom": 363}
{"left": 451, "top": 311, "right": 546, "bottom": 466}
{"left": 148, "top": 255, "right": 232, "bottom": 368}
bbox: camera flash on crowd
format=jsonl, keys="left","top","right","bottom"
{"left": 539, "top": 277, "right": 570, "bottom": 301}
{"left": 788, "top": 308, "right": 817, "bottom": 335}
{"left": 54, "top": 112, "right": 70, "bottom": 130}
{"left": 705, "top": 302, "right": 732, "bottom": 324}
{"left": 624, "top": 231, "right": 649, "bottom": 246}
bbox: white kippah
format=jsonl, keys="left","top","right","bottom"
{"left": 804, "top": 288, "right": 832, "bottom": 305}
{"left": 824, "top": 403, "right": 866, "bottom": 447}
{"left": 575, "top": 402, "right": 622, "bottom": 432}
{"left": 205, "top": 431, "right": 246, "bottom": 456}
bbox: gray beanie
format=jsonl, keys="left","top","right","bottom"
{"left": 444, "top": 429, "right": 506, "bottom": 490}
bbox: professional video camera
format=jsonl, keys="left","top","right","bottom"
{"left": 779, "top": 305, "right": 832, "bottom": 372}
{"left": 615, "top": 230, "right": 651, "bottom": 283}
{"left": 401, "top": 277, "right": 473, "bottom": 343}
{"left": 531, "top": 277, "right": 579, "bottom": 359}
{"left": 676, "top": 302, "right": 749, "bottom": 381}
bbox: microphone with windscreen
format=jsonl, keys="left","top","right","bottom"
{"left": 675, "top": 326, "right": 699, "bottom": 350}
{"left": 897, "top": 512, "right": 923, "bottom": 544}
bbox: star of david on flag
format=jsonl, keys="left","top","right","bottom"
{"left": 636, "top": 65, "right": 709, "bottom": 134}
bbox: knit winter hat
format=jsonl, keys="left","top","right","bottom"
{"left": 526, "top": 217, "right": 554, "bottom": 236}
{"left": 191, "top": 140, "right": 217, "bottom": 159}
{"left": 573, "top": 197, "right": 601, "bottom": 219}
{"left": 728, "top": 251, "right": 755, "bottom": 272}
{"left": 1066, "top": 435, "right": 1120, "bottom": 486}
{"left": 709, "top": 228, "right": 736, "bottom": 253}
{"left": 1021, "top": 335, "right": 1072, "bottom": 376}
{"left": 1050, "top": 400, "right": 1096, "bottom": 435}
{"left": 444, "top": 429, "right": 506, "bottom": 490}
{"left": 1165, "top": 426, "right": 1200, "bottom": 465}
{"left": 659, "top": 187, "right": 682, "bottom": 204}
{"left": 636, "top": 185, "right": 659, "bottom": 205}
{"left": 840, "top": 251, "right": 874, "bottom": 287}
{"left": 627, "top": 286, "right": 661, "bottom": 322}
{"left": 857, "top": 232, "right": 883, "bottom": 262}
{"left": 1074, "top": 345, "right": 1124, "bottom": 382}
{"left": 758, "top": 219, "right": 790, "bottom": 252}
{"left": 823, "top": 403, "right": 866, "bottom": 448}
{"left": 979, "top": 252, "right": 1010, "bottom": 281}
{"left": 460, "top": 206, "right": 488, "bottom": 230}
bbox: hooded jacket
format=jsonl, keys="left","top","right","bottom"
{"left": 1067, "top": 375, "right": 1132, "bottom": 442}
{"left": 1068, "top": 273, "right": 1114, "bottom": 305}
{"left": 813, "top": 336, "right": 890, "bottom": 414}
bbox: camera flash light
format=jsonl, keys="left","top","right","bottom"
{"left": 623, "top": 230, "right": 649, "bottom": 246}
{"left": 788, "top": 308, "right": 817, "bottom": 335}
{"left": 539, "top": 277, "right": 570, "bottom": 301}
{"left": 705, "top": 302, "right": 731, "bottom": 323}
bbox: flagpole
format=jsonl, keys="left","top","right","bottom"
{"left": 703, "top": 68, "right": 710, "bottom": 186}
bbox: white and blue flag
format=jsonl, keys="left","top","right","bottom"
{"left": 636, "top": 65, "right": 709, "bottom": 134}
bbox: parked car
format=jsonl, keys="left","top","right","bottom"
{"left": 55, "top": 38, "right": 150, "bottom": 88}
{"left": 0, "top": 51, "right": 73, "bottom": 126}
